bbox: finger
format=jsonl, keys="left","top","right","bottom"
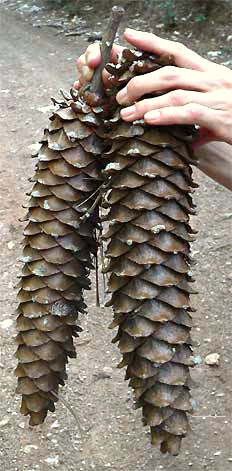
{"left": 76, "top": 43, "right": 124, "bottom": 88}
{"left": 76, "top": 53, "right": 86, "bottom": 72}
{"left": 124, "top": 28, "right": 224, "bottom": 73}
{"left": 120, "top": 89, "right": 228, "bottom": 121}
{"left": 116, "top": 67, "right": 222, "bottom": 105}
{"left": 85, "top": 43, "right": 102, "bottom": 68}
{"left": 144, "top": 104, "right": 229, "bottom": 142}
{"left": 86, "top": 42, "right": 123, "bottom": 68}
{"left": 73, "top": 80, "right": 80, "bottom": 90}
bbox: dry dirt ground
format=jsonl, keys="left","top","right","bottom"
{"left": 0, "top": 4, "right": 232, "bottom": 471}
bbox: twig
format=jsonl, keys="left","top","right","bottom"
{"left": 65, "top": 30, "right": 88, "bottom": 37}
{"left": 75, "top": 182, "right": 106, "bottom": 209}
{"left": 51, "top": 390, "right": 82, "bottom": 435}
{"left": 191, "top": 415, "right": 226, "bottom": 418}
{"left": 95, "top": 243, "right": 100, "bottom": 307}
{"left": 79, "top": 191, "right": 103, "bottom": 223}
{"left": 90, "top": 5, "right": 124, "bottom": 97}
{"left": 76, "top": 339, "right": 91, "bottom": 346}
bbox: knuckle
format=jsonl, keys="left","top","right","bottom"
{"left": 127, "top": 77, "right": 140, "bottom": 96}
{"left": 218, "top": 75, "right": 232, "bottom": 89}
{"left": 186, "top": 103, "right": 203, "bottom": 120}
{"left": 170, "top": 89, "right": 188, "bottom": 106}
{"left": 175, "top": 41, "right": 187, "bottom": 54}
{"left": 162, "top": 65, "right": 179, "bottom": 81}
{"left": 134, "top": 99, "right": 149, "bottom": 114}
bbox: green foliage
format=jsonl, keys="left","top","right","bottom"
{"left": 45, "top": 0, "right": 66, "bottom": 8}
{"left": 159, "top": 0, "right": 176, "bottom": 29}
{"left": 44, "top": 0, "right": 80, "bottom": 15}
{"left": 194, "top": 13, "right": 207, "bottom": 23}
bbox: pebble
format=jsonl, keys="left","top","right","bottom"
{"left": 207, "top": 50, "right": 222, "bottom": 57}
{"left": 44, "top": 456, "right": 59, "bottom": 466}
{"left": 23, "top": 445, "right": 38, "bottom": 454}
{"left": 205, "top": 353, "right": 220, "bottom": 366}
{"left": 0, "top": 318, "right": 14, "bottom": 329}
{"left": 37, "top": 105, "right": 57, "bottom": 114}
{"left": 50, "top": 420, "right": 59, "bottom": 429}
{"left": 192, "top": 355, "right": 202, "bottom": 365}
{"left": 228, "top": 458, "right": 232, "bottom": 462}
{"left": 0, "top": 417, "right": 10, "bottom": 426}
{"left": 7, "top": 241, "right": 15, "bottom": 250}
{"left": 214, "top": 451, "right": 221, "bottom": 456}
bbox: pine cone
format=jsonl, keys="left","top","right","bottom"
{"left": 101, "top": 49, "right": 198, "bottom": 455}
{"left": 15, "top": 91, "right": 105, "bottom": 425}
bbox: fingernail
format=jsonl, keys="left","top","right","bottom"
{"left": 121, "top": 105, "right": 136, "bottom": 119}
{"left": 145, "top": 110, "right": 161, "bottom": 122}
{"left": 116, "top": 87, "right": 128, "bottom": 105}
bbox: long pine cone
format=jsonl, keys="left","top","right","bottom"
{"left": 15, "top": 93, "right": 105, "bottom": 425}
{"left": 101, "top": 49, "right": 198, "bottom": 455}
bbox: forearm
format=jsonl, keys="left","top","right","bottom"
{"left": 193, "top": 141, "right": 232, "bottom": 191}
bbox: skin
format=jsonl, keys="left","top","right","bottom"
{"left": 75, "top": 28, "right": 232, "bottom": 190}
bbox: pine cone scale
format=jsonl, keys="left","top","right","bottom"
{"left": 100, "top": 49, "right": 197, "bottom": 455}
{"left": 16, "top": 97, "right": 105, "bottom": 425}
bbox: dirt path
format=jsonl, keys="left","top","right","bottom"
{"left": 0, "top": 6, "right": 232, "bottom": 471}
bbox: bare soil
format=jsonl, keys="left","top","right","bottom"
{"left": 0, "top": 2, "right": 232, "bottom": 471}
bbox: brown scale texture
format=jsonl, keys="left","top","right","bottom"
{"left": 15, "top": 91, "right": 106, "bottom": 425}
{"left": 101, "top": 49, "right": 198, "bottom": 455}
{"left": 16, "top": 43, "right": 199, "bottom": 454}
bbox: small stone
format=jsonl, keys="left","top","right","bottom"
{"left": 28, "top": 143, "right": 41, "bottom": 154}
{"left": 214, "top": 451, "right": 221, "bottom": 456}
{"left": 51, "top": 420, "right": 59, "bottom": 429}
{"left": 226, "top": 35, "right": 232, "bottom": 41}
{"left": 192, "top": 355, "right": 202, "bottom": 365}
{"left": 0, "top": 318, "right": 14, "bottom": 329}
{"left": 207, "top": 50, "right": 222, "bottom": 57}
{"left": 0, "top": 362, "right": 4, "bottom": 368}
{"left": 44, "top": 456, "right": 59, "bottom": 466}
{"left": 228, "top": 458, "right": 232, "bottom": 462}
{"left": 7, "top": 241, "right": 15, "bottom": 250}
{"left": 23, "top": 445, "right": 38, "bottom": 454}
{"left": 205, "top": 353, "right": 220, "bottom": 366}
{"left": 0, "top": 417, "right": 10, "bottom": 426}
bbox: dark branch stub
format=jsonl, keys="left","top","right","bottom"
{"left": 90, "top": 6, "right": 124, "bottom": 96}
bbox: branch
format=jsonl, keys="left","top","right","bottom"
{"left": 90, "top": 5, "right": 124, "bottom": 96}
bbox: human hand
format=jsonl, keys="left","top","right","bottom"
{"left": 116, "top": 29, "right": 232, "bottom": 146}
{"left": 75, "top": 29, "right": 232, "bottom": 147}
{"left": 74, "top": 42, "right": 123, "bottom": 90}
